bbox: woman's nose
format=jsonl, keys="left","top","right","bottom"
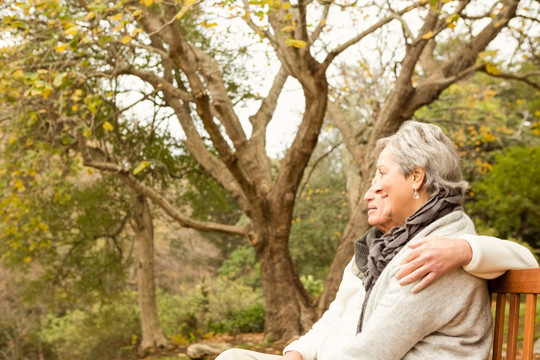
{"left": 364, "top": 185, "right": 375, "bottom": 201}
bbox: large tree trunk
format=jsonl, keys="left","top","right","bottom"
{"left": 74, "top": 0, "right": 523, "bottom": 343}
{"left": 130, "top": 194, "right": 169, "bottom": 352}
{"left": 255, "top": 227, "right": 317, "bottom": 343}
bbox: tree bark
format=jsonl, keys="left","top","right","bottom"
{"left": 130, "top": 194, "right": 169, "bottom": 351}
{"left": 65, "top": 0, "right": 525, "bottom": 343}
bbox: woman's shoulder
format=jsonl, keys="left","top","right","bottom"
{"left": 415, "top": 210, "right": 476, "bottom": 240}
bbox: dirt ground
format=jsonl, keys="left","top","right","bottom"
{"left": 144, "top": 333, "right": 283, "bottom": 359}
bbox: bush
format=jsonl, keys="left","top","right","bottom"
{"left": 158, "top": 277, "right": 265, "bottom": 342}
{"left": 40, "top": 297, "right": 140, "bottom": 360}
{"left": 0, "top": 320, "right": 56, "bottom": 360}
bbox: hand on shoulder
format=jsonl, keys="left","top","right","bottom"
{"left": 396, "top": 235, "right": 473, "bottom": 293}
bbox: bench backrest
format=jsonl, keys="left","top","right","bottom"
{"left": 488, "top": 268, "right": 540, "bottom": 360}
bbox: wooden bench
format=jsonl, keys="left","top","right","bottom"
{"left": 488, "top": 268, "right": 540, "bottom": 360}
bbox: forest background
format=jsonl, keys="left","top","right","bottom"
{"left": 0, "top": 0, "right": 539, "bottom": 359}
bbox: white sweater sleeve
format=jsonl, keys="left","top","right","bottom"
{"left": 283, "top": 259, "right": 363, "bottom": 360}
{"left": 335, "top": 260, "right": 493, "bottom": 359}
{"left": 462, "top": 235, "right": 539, "bottom": 279}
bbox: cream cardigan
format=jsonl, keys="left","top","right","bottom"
{"left": 283, "top": 211, "right": 538, "bottom": 360}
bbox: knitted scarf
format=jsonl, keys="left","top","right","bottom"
{"left": 354, "top": 189, "right": 464, "bottom": 333}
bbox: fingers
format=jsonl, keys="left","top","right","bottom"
{"left": 407, "top": 237, "right": 427, "bottom": 249}
{"left": 397, "top": 262, "right": 429, "bottom": 285}
{"left": 400, "top": 248, "right": 420, "bottom": 265}
{"left": 411, "top": 272, "right": 439, "bottom": 294}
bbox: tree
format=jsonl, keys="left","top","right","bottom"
{"left": 469, "top": 145, "right": 540, "bottom": 249}
{"left": 130, "top": 194, "right": 169, "bottom": 350}
{"left": 1, "top": 0, "right": 538, "bottom": 342}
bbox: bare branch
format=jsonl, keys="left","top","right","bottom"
{"left": 77, "top": 134, "right": 248, "bottom": 236}
{"left": 323, "top": 1, "right": 425, "bottom": 68}
{"left": 310, "top": 3, "right": 331, "bottom": 43}
{"left": 113, "top": 64, "right": 193, "bottom": 103}
{"left": 242, "top": 0, "right": 277, "bottom": 45}
{"left": 327, "top": 99, "right": 365, "bottom": 162}
{"left": 297, "top": 141, "right": 342, "bottom": 197}
{"left": 480, "top": 69, "right": 540, "bottom": 91}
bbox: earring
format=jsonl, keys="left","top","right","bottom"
{"left": 413, "top": 189, "right": 420, "bottom": 199}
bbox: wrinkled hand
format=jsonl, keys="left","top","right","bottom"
{"left": 282, "top": 351, "right": 303, "bottom": 360}
{"left": 396, "top": 235, "right": 473, "bottom": 293}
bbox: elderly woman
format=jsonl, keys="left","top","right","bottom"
{"left": 216, "top": 121, "right": 538, "bottom": 360}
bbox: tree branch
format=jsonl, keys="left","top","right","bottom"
{"left": 77, "top": 134, "right": 248, "bottom": 236}
{"left": 323, "top": 1, "right": 425, "bottom": 68}
{"left": 480, "top": 69, "right": 540, "bottom": 91}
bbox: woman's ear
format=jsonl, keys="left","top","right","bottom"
{"left": 411, "top": 167, "right": 426, "bottom": 189}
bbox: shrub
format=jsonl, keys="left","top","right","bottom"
{"left": 0, "top": 320, "right": 56, "bottom": 360}
{"left": 158, "top": 277, "right": 264, "bottom": 341}
{"left": 40, "top": 297, "right": 140, "bottom": 360}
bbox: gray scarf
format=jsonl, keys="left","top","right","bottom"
{"left": 354, "top": 189, "right": 464, "bottom": 333}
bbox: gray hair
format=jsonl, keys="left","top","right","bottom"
{"left": 376, "top": 121, "right": 468, "bottom": 196}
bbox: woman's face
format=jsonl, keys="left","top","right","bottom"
{"left": 371, "top": 147, "right": 418, "bottom": 225}
{"left": 364, "top": 183, "right": 399, "bottom": 233}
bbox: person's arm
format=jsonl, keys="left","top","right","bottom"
{"left": 461, "top": 235, "right": 539, "bottom": 278}
{"left": 396, "top": 234, "right": 539, "bottom": 293}
{"left": 282, "top": 259, "right": 363, "bottom": 360}
{"left": 334, "top": 253, "right": 492, "bottom": 359}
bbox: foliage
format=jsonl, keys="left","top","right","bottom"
{"left": 1, "top": 0, "right": 539, "bottom": 341}
{"left": 0, "top": 119, "right": 132, "bottom": 308}
{"left": 40, "top": 296, "right": 141, "bottom": 360}
{"left": 415, "top": 71, "right": 540, "bottom": 184}
{"left": 0, "top": 294, "right": 56, "bottom": 360}
{"left": 468, "top": 145, "right": 540, "bottom": 249}
{"left": 289, "top": 130, "right": 349, "bottom": 282}
{"left": 158, "top": 278, "right": 265, "bottom": 341}
{"left": 218, "top": 246, "right": 261, "bottom": 289}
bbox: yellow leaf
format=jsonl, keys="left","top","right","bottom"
{"left": 133, "top": 161, "right": 150, "bottom": 175}
{"left": 64, "top": 25, "right": 79, "bottom": 37}
{"left": 280, "top": 25, "right": 294, "bottom": 32}
{"left": 478, "top": 50, "right": 499, "bottom": 58}
{"left": 24, "top": 256, "right": 32, "bottom": 263}
{"left": 71, "top": 89, "right": 83, "bottom": 102}
{"left": 112, "top": 24, "right": 125, "bottom": 32}
{"left": 131, "top": 28, "right": 143, "bottom": 36}
{"left": 175, "top": 0, "right": 196, "bottom": 20}
{"left": 55, "top": 43, "right": 68, "bottom": 52}
{"left": 282, "top": 2, "right": 290, "bottom": 9}
{"left": 13, "top": 69, "right": 23, "bottom": 78}
{"left": 83, "top": 129, "right": 92, "bottom": 138}
{"left": 201, "top": 22, "right": 217, "bottom": 28}
{"left": 53, "top": 73, "right": 66, "bottom": 87}
{"left": 422, "top": 31, "right": 434, "bottom": 39}
{"left": 103, "top": 121, "right": 114, "bottom": 131}
{"left": 121, "top": 36, "right": 132, "bottom": 44}
{"left": 86, "top": 11, "right": 95, "bottom": 20}
{"left": 485, "top": 63, "right": 501, "bottom": 75}
{"left": 111, "top": 13, "right": 123, "bottom": 21}
{"left": 285, "top": 38, "right": 306, "bottom": 48}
